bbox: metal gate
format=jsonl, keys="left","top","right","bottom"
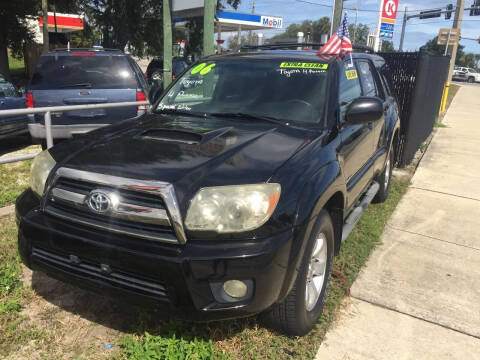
{"left": 379, "top": 50, "right": 450, "bottom": 166}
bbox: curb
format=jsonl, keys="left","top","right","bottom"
{"left": 0, "top": 205, "right": 15, "bottom": 218}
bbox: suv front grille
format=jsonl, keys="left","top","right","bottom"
{"left": 44, "top": 168, "right": 187, "bottom": 244}
{"left": 32, "top": 246, "right": 168, "bottom": 299}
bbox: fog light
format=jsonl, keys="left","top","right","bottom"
{"left": 223, "top": 280, "right": 248, "bottom": 298}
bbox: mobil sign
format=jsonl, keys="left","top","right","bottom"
{"left": 379, "top": 0, "right": 399, "bottom": 40}
{"left": 261, "top": 16, "right": 283, "bottom": 29}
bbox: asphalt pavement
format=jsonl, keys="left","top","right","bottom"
{"left": 316, "top": 84, "right": 480, "bottom": 359}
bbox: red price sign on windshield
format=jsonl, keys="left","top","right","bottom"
{"left": 382, "top": 0, "right": 399, "bottom": 20}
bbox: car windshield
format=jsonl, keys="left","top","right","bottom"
{"left": 156, "top": 59, "right": 329, "bottom": 124}
{"left": 30, "top": 55, "right": 137, "bottom": 90}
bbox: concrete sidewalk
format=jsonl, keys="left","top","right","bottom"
{"left": 316, "top": 85, "right": 480, "bottom": 360}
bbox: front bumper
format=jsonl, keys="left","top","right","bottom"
{"left": 16, "top": 189, "right": 295, "bottom": 321}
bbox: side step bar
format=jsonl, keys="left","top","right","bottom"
{"left": 341, "top": 181, "right": 380, "bottom": 243}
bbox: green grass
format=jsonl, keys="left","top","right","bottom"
{"left": 8, "top": 51, "right": 25, "bottom": 77}
{"left": 446, "top": 83, "right": 460, "bottom": 110}
{"left": 434, "top": 120, "right": 448, "bottom": 128}
{"left": 0, "top": 216, "right": 44, "bottom": 357}
{"left": 0, "top": 161, "right": 31, "bottom": 207}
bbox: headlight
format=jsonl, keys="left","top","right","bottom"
{"left": 185, "top": 184, "right": 281, "bottom": 233}
{"left": 30, "top": 150, "right": 56, "bottom": 196}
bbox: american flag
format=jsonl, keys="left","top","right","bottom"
{"left": 317, "top": 13, "right": 353, "bottom": 58}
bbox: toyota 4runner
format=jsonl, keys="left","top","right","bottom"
{"left": 16, "top": 47, "right": 400, "bottom": 336}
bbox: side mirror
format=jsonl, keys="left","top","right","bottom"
{"left": 345, "top": 97, "right": 383, "bottom": 125}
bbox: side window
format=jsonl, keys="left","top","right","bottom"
{"left": 357, "top": 61, "right": 378, "bottom": 97}
{"left": 379, "top": 72, "right": 392, "bottom": 98}
{"left": 339, "top": 65, "right": 362, "bottom": 121}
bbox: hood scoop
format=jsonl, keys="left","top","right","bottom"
{"left": 139, "top": 127, "right": 233, "bottom": 145}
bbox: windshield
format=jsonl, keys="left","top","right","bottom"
{"left": 156, "top": 59, "right": 329, "bottom": 124}
{"left": 30, "top": 55, "right": 137, "bottom": 90}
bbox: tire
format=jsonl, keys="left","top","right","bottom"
{"left": 260, "top": 210, "right": 334, "bottom": 336}
{"left": 468, "top": 77, "right": 474, "bottom": 83}
{"left": 373, "top": 148, "right": 394, "bottom": 203}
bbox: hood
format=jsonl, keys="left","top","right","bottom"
{"left": 53, "top": 113, "right": 321, "bottom": 206}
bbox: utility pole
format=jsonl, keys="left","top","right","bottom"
{"left": 353, "top": 7, "right": 358, "bottom": 44}
{"left": 399, "top": 7, "right": 407, "bottom": 51}
{"left": 163, "top": 0, "right": 172, "bottom": 90}
{"left": 331, "top": 0, "right": 344, "bottom": 35}
{"left": 446, "top": 0, "right": 466, "bottom": 82}
{"left": 41, "top": 0, "right": 49, "bottom": 53}
{"left": 203, "top": 0, "right": 215, "bottom": 57}
{"left": 248, "top": 0, "right": 255, "bottom": 45}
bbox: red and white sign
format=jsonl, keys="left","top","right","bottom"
{"left": 381, "top": 0, "right": 399, "bottom": 20}
{"left": 39, "top": 12, "right": 84, "bottom": 32}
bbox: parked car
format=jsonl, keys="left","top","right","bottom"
{"left": 26, "top": 48, "right": 151, "bottom": 147}
{"left": 17, "top": 48, "right": 400, "bottom": 336}
{"left": 146, "top": 57, "right": 189, "bottom": 85}
{"left": 0, "top": 73, "right": 28, "bottom": 140}
{"left": 453, "top": 67, "right": 480, "bottom": 83}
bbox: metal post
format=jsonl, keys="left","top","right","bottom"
{"left": 203, "top": 0, "right": 215, "bottom": 57}
{"left": 446, "top": 0, "right": 466, "bottom": 82}
{"left": 353, "top": 7, "right": 358, "bottom": 44}
{"left": 163, "top": 0, "right": 172, "bottom": 90}
{"left": 41, "top": 0, "right": 49, "bottom": 53}
{"left": 237, "top": 25, "right": 242, "bottom": 47}
{"left": 373, "top": 0, "right": 385, "bottom": 52}
{"left": 399, "top": 7, "right": 408, "bottom": 51}
{"left": 44, "top": 111, "right": 53, "bottom": 149}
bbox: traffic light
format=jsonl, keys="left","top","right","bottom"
{"left": 471, "top": 0, "right": 480, "bottom": 16}
{"left": 419, "top": 9, "right": 442, "bottom": 19}
{"left": 445, "top": 4, "right": 454, "bottom": 20}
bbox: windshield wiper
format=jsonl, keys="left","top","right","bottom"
{"left": 58, "top": 82, "right": 93, "bottom": 89}
{"left": 208, "top": 112, "right": 287, "bottom": 125}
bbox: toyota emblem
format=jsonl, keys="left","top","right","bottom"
{"left": 87, "top": 191, "right": 111, "bottom": 213}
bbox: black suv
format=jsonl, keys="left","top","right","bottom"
{"left": 17, "top": 48, "right": 399, "bottom": 336}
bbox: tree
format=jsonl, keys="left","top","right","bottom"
{"left": 422, "top": 36, "right": 465, "bottom": 59}
{"left": 381, "top": 41, "right": 395, "bottom": 53}
{"left": 271, "top": 18, "right": 331, "bottom": 43}
{"left": 228, "top": 32, "right": 258, "bottom": 49}
{"left": 457, "top": 53, "right": 477, "bottom": 68}
{"left": 0, "top": 0, "right": 40, "bottom": 77}
{"left": 349, "top": 23, "right": 370, "bottom": 46}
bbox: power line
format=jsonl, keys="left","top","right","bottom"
{"left": 295, "top": 0, "right": 468, "bottom": 14}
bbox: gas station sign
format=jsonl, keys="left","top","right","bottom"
{"left": 379, "top": 0, "right": 399, "bottom": 40}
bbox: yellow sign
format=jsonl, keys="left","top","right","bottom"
{"left": 437, "top": 28, "right": 460, "bottom": 46}
{"left": 345, "top": 70, "right": 358, "bottom": 80}
{"left": 191, "top": 62, "right": 216, "bottom": 75}
{"left": 280, "top": 62, "right": 329, "bottom": 70}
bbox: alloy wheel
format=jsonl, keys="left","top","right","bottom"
{"left": 305, "top": 233, "right": 328, "bottom": 311}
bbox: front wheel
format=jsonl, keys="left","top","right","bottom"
{"left": 468, "top": 77, "right": 475, "bottom": 83}
{"left": 260, "top": 210, "right": 334, "bottom": 336}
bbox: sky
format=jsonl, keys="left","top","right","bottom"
{"left": 226, "top": 0, "right": 480, "bottom": 53}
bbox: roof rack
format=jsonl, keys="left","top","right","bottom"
{"left": 52, "top": 47, "right": 122, "bottom": 52}
{"left": 238, "top": 43, "right": 375, "bottom": 54}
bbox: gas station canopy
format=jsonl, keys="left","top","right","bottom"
{"left": 215, "top": 12, "right": 283, "bottom": 31}
{"left": 39, "top": 12, "right": 84, "bottom": 33}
